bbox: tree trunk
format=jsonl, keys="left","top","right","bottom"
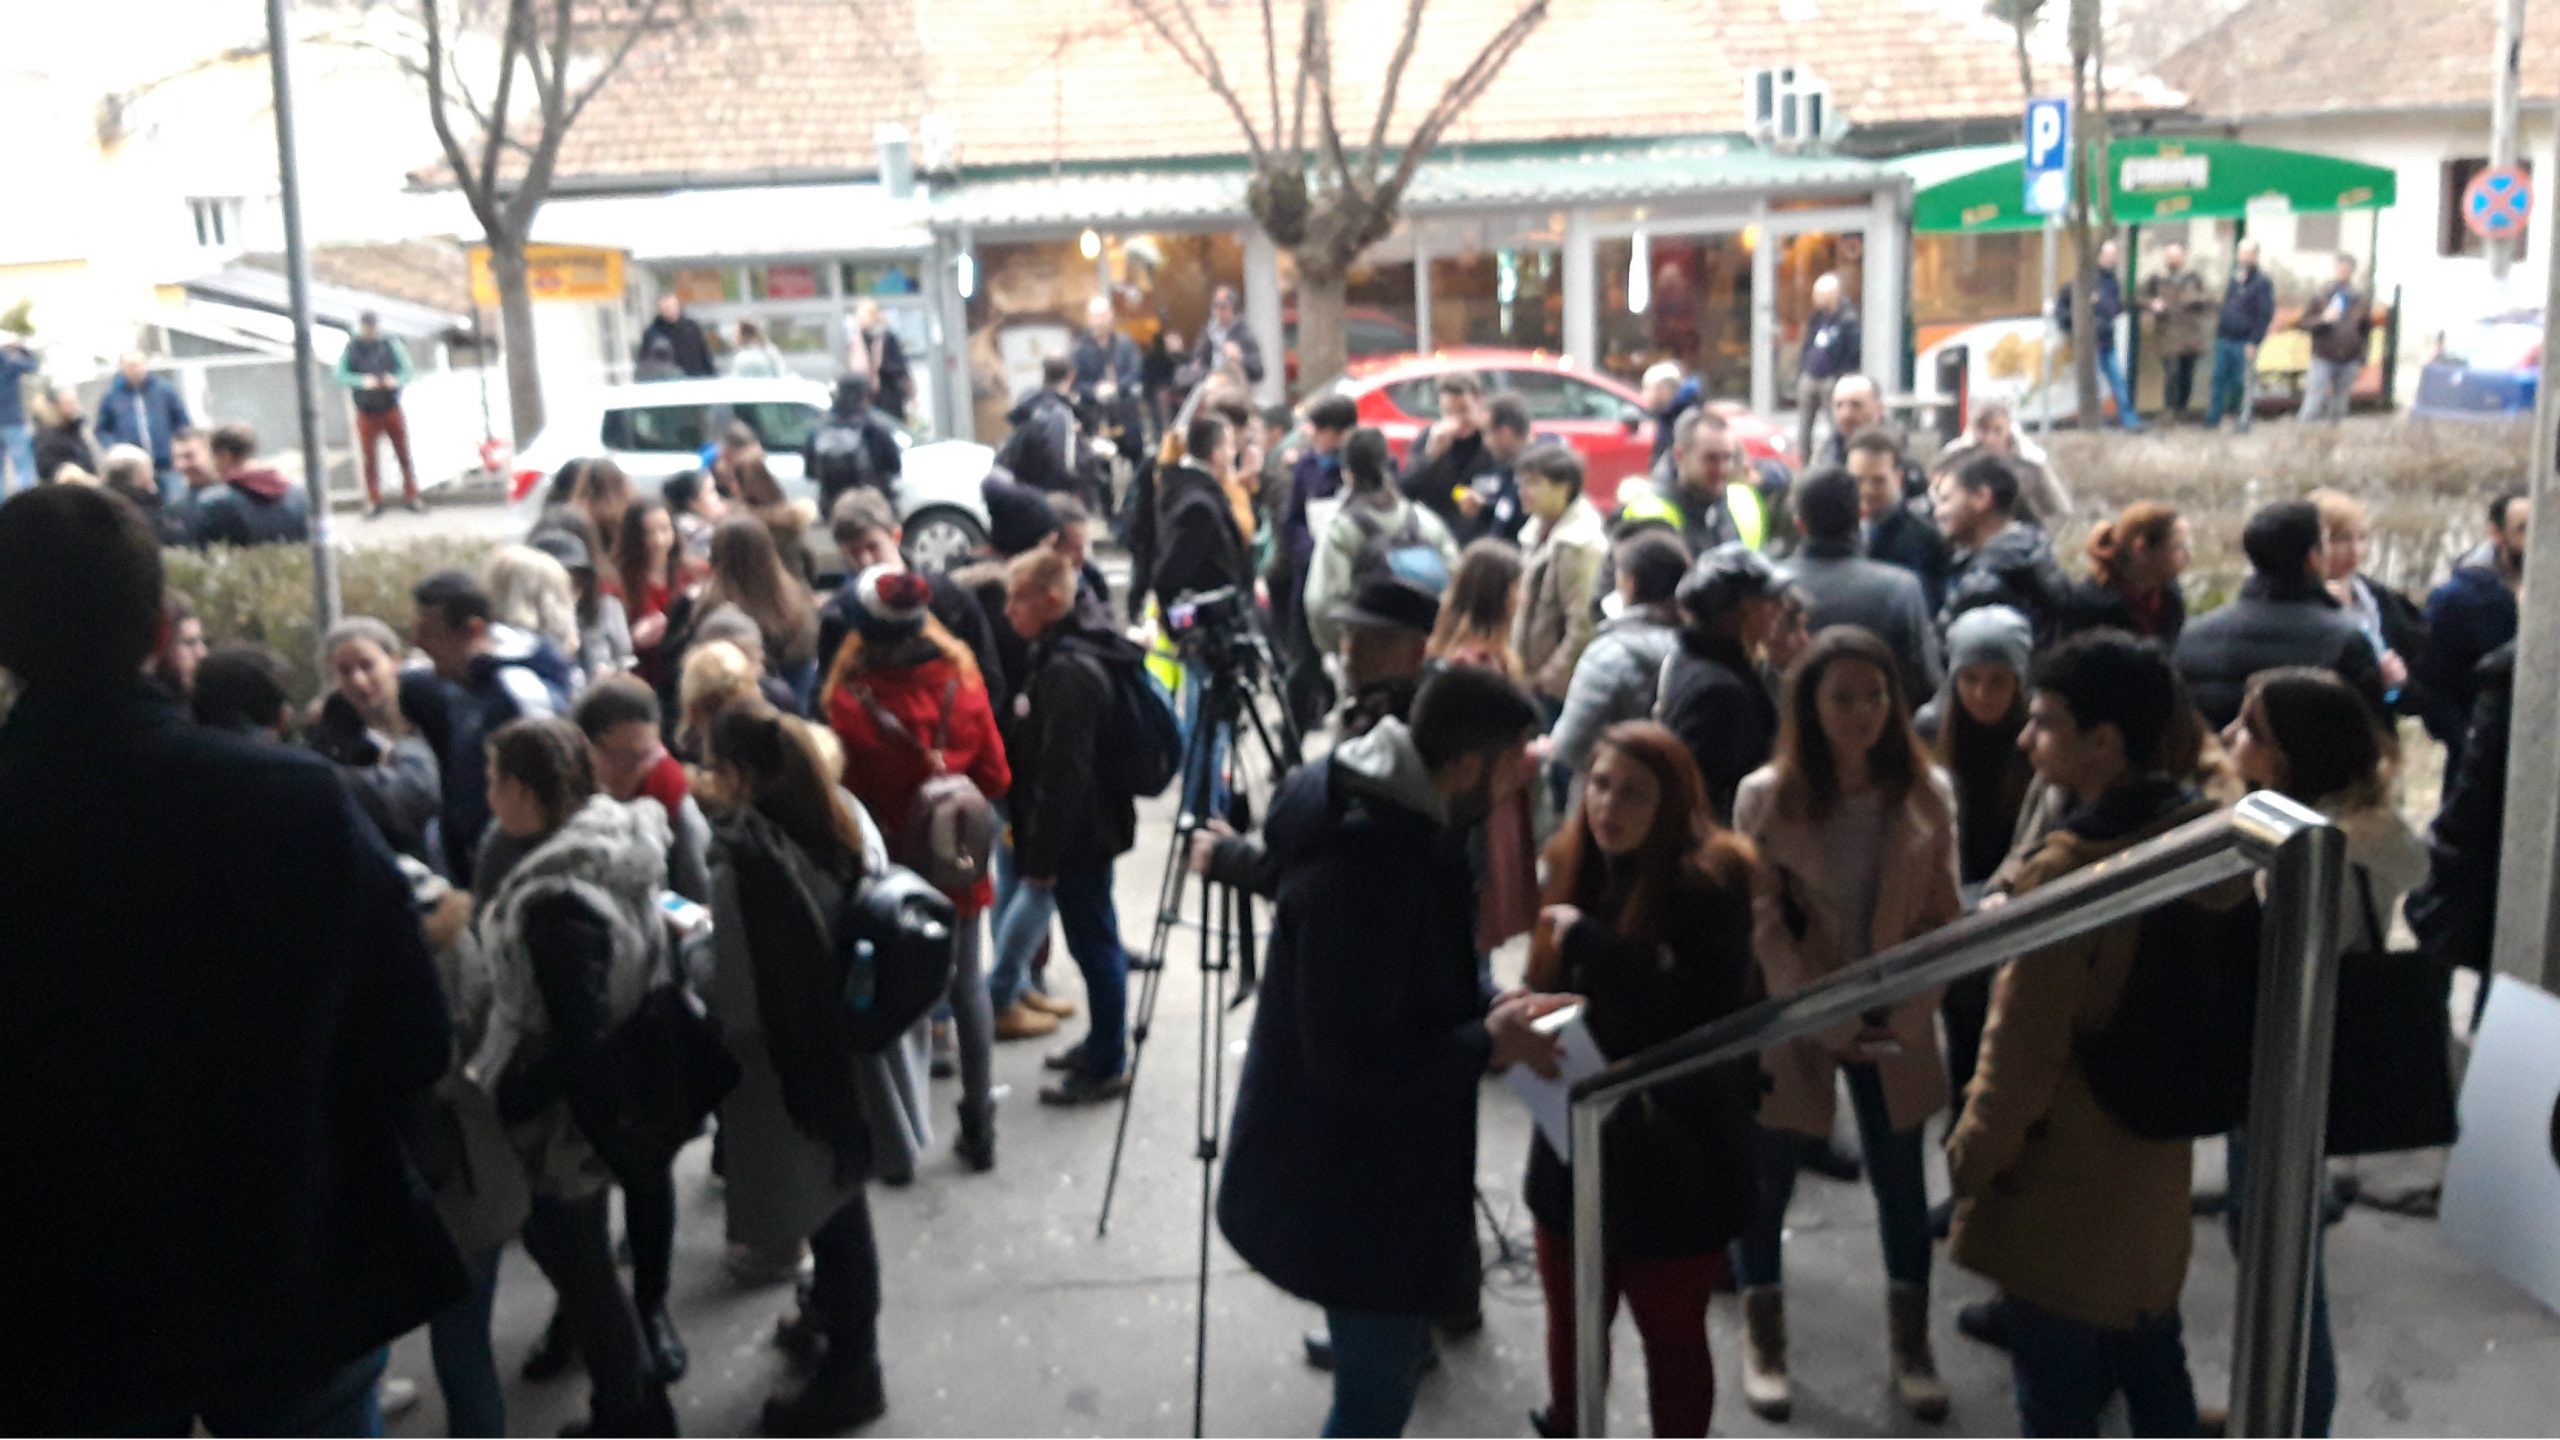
{"left": 490, "top": 233, "right": 545, "bottom": 442}
{"left": 2066, "top": 46, "right": 2102, "bottom": 427}
{"left": 1292, "top": 251, "right": 1350, "bottom": 398}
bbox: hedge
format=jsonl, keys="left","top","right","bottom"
{"left": 165, "top": 537, "right": 498, "bottom": 702}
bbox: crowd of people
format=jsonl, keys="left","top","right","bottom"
{"left": 0, "top": 296, "right": 2535, "bottom": 1438}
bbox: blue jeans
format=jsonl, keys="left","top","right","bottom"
{"left": 2224, "top": 1131, "right": 2337, "bottom": 1437}
{"left": 2006, "top": 1298, "right": 2199, "bottom": 1437}
{"left": 0, "top": 422, "right": 33, "bottom": 495}
{"left": 429, "top": 1247, "right": 507, "bottom": 1437}
{"left": 137, "top": 1346, "right": 391, "bottom": 1436}
{"left": 1054, "top": 866, "right": 1131, "bottom": 1078}
{"left": 1321, "top": 1309, "right": 1434, "bottom": 1437}
{"left": 2207, "top": 338, "right": 2257, "bottom": 430}
{"left": 988, "top": 861, "right": 1057, "bottom": 1014}
{"left": 2300, "top": 357, "right": 2358, "bottom": 424}
{"left": 1179, "top": 659, "right": 1233, "bottom": 822}
{"left": 2099, "top": 348, "right": 2142, "bottom": 430}
{"left": 1733, "top": 1061, "right": 1932, "bottom": 1288}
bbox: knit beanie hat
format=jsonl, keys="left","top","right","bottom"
{"left": 1944, "top": 603, "right": 2033, "bottom": 680}
{"left": 849, "top": 564, "right": 933, "bottom": 644}
{"left": 982, "top": 474, "right": 1060, "bottom": 558}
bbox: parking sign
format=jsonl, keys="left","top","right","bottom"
{"left": 2024, "top": 98, "right": 2071, "bottom": 216}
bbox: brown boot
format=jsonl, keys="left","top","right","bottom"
{"left": 1021, "top": 990, "right": 1078, "bottom": 1019}
{"left": 1741, "top": 1286, "right": 1791, "bottom": 1421}
{"left": 993, "top": 1000, "right": 1060, "bottom": 1040}
{"left": 1888, "top": 1281, "right": 1951, "bottom": 1422}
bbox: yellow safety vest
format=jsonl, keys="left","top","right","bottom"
{"left": 1618, "top": 481, "right": 1767, "bottom": 552}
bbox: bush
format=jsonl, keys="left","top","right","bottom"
{"left": 2042, "top": 419, "right": 2527, "bottom": 612}
{"left": 164, "top": 537, "right": 496, "bottom": 702}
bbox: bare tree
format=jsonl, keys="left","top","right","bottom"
{"left": 392, "top": 0, "right": 698, "bottom": 438}
{"left": 2064, "top": 0, "right": 2105, "bottom": 425}
{"left": 1128, "top": 0, "right": 1550, "bottom": 393}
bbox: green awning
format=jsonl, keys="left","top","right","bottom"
{"left": 1900, "top": 135, "right": 2396, "bottom": 235}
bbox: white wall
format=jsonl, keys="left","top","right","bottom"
{"left": 2241, "top": 110, "right": 2558, "bottom": 397}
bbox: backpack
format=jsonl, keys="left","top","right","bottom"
{"left": 833, "top": 866, "right": 958, "bottom": 1054}
{"left": 1058, "top": 632, "right": 1183, "bottom": 799}
{"left": 2074, "top": 890, "right": 2263, "bottom": 1141}
{"left": 1347, "top": 503, "right": 1450, "bottom": 595}
{"left": 808, "top": 419, "right": 879, "bottom": 508}
{"left": 995, "top": 399, "right": 1077, "bottom": 494}
{"left": 847, "top": 676, "right": 998, "bottom": 895}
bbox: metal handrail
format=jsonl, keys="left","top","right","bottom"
{"left": 1567, "top": 791, "right": 2346, "bottom": 1438}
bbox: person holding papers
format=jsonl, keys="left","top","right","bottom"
{"left": 1523, "top": 720, "right": 1762, "bottom": 1438}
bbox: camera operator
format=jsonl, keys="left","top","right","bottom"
{"left": 1218, "top": 665, "right": 1573, "bottom": 1438}
{"left": 1144, "top": 412, "right": 1257, "bottom": 816}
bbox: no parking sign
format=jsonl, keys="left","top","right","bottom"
{"left": 2464, "top": 165, "right": 2533, "bottom": 241}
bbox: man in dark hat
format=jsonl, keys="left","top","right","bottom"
{"left": 1331, "top": 576, "right": 1441, "bottom": 741}
{"left": 335, "top": 310, "right": 420, "bottom": 517}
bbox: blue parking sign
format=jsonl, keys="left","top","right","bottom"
{"left": 2024, "top": 98, "right": 2070, "bottom": 216}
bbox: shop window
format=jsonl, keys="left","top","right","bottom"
{"left": 1596, "top": 232, "right": 1753, "bottom": 393}
{"left": 842, "top": 260, "right": 922, "bottom": 296}
{"left": 2442, "top": 158, "right": 2531, "bottom": 258}
{"left": 750, "top": 264, "right": 827, "bottom": 302}
{"left": 656, "top": 266, "right": 741, "bottom": 304}
{"left": 1428, "top": 246, "right": 1563, "bottom": 352}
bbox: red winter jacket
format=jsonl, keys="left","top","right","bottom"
{"left": 825, "top": 652, "right": 1011, "bottom": 912}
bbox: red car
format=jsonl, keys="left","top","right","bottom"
{"left": 1317, "top": 350, "right": 1790, "bottom": 511}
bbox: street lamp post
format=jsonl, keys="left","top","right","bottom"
{"left": 264, "top": 0, "right": 341, "bottom": 645}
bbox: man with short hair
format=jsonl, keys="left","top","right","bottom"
{"left": 1796, "top": 272, "right": 1861, "bottom": 460}
{"left": 806, "top": 372, "right": 903, "bottom": 518}
{"left": 1930, "top": 453, "right": 2067, "bottom": 637}
{"left": 1218, "top": 664, "right": 1568, "bottom": 1438}
{"left": 1460, "top": 392, "right": 1533, "bottom": 546}
{"left": 2172, "top": 499, "right": 2385, "bottom": 730}
{"left": 1951, "top": 630, "right": 2241, "bottom": 1438}
{"left": 1513, "top": 442, "right": 1608, "bottom": 706}
{"left": 2055, "top": 239, "right": 2141, "bottom": 431}
{"left": 171, "top": 424, "right": 217, "bottom": 493}
{"left": 1644, "top": 359, "right": 1702, "bottom": 468}
{"left": 411, "top": 567, "right": 579, "bottom": 878}
{"left": 1001, "top": 547, "right": 1144, "bottom": 1104}
{"left": 1849, "top": 426, "right": 1951, "bottom": 612}
{"left": 819, "top": 488, "right": 1008, "bottom": 710}
{"left": 1400, "top": 370, "right": 1505, "bottom": 533}
{"left": 1070, "top": 295, "right": 1145, "bottom": 445}
{"left": 189, "top": 422, "right": 310, "bottom": 548}
{"left": 1193, "top": 284, "right": 1265, "bottom": 387}
{"left": 0, "top": 485, "right": 461, "bottom": 1433}
{"left": 2295, "top": 253, "right": 2373, "bottom": 425}
{"left": 638, "top": 293, "right": 714, "bottom": 378}
{"left": 575, "top": 675, "right": 713, "bottom": 904}
{"left": 336, "top": 310, "right": 422, "bottom": 517}
{"left": 1818, "top": 374, "right": 1927, "bottom": 493}
{"left": 1784, "top": 467, "right": 1941, "bottom": 699}
{"left": 2418, "top": 488, "right": 2530, "bottom": 768}
{"left": 2139, "top": 242, "right": 2213, "bottom": 423}
{"left": 1620, "top": 407, "right": 1766, "bottom": 554}
{"left": 2206, "top": 240, "right": 2276, "bottom": 432}
{"left": 93, "top": 351, "right": 193, "bottom": 499}
{"left": 999, "top": 354, "right": 1086, "bottom": 502}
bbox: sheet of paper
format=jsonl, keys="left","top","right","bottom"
{"left": 1502, "top": 1006, "right": 1610, "bottom": 1161}
{"left": 2441, "top": 976, "right": 2560, "bottom": 1318}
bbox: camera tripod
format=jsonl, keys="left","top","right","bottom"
{"left": 1093, "top": 621, "right": 1303, "bottom": 1437}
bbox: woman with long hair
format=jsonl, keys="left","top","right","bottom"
{"left": 822, "top": 567, "right": 1012, "bottom": 1170}
{"left": 2219, "top": 666, "right": 2426, "bottom": 1438}
{"left": 2057, "top": 500, "right": 2190, "bottom": 642}
{"left": 2310, "top": 488, "right": 2425, "bottom": 713}
{"left": 1525, "top": 722, "right": 1761, "bottom": 1437}
{"left": 487, "top": 543, "right": 585, "bottom": 671}
{"left": 703, "top": 706, "right": 893, "bottom": 1434}
{"left": 1729, "top": 627, "right": 1961, "bottom": 1423}
{"left": 1427, "top": 539, "right": 1539, "bottom": 950}
{"left": 619, "top": 496, "right": 683, "bottom": 668}
{"left": 730, "top": 443, "right": 820, "bottom": 585}
{"left": 466, "top": 716, "right": 676, "bottom": 1434}
{"left": 569, "top": 458, "right": 636, "bottom": 584}
{"left": 700, "top": 515, "right": 821, "bottom": 707}
{"left": 308, "top": 616, "right": 447, "bottom": 868}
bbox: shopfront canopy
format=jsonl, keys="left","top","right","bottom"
{"left": 1900, "top": 135, "right": 2395, "bottom": 235}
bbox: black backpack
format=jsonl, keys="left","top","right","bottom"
{"left": 2074, "top": 890, "right": 2264, "bottom": 1141}
{"left": 1057, "top": 633, "right": 1183, "bottom": 799}
{"left": 834, "top": 866, "right": 959, "bottom": 1054}
{"left": 808, "top": 419, "right": 879, "bottom": 509}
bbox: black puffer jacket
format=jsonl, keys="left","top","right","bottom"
{"left": 1523, "top": 869, "right": 1761, "bottom": 1258}
{"left": 2052, "top": 577, "right": 2187, "bottom": 645}
{"left": 2407, "top": 643, "right": 2513, "bottom": 976}
{"left": 2173, "top": 574, "right": 2386, "bottom": 731}
{"left": 1656, "top": 631, "right": 1778, "bottom": 824}
{"left": 1147, "top": 461, "right": 1252, "bottom": 617}
{"left": 1941, "top": 521, "right": 2068, "bottom": 638}
{"left": 1865, "top": 501, "right": 1952, "bottom": 613}
{"left": 1011, "top": 612, "right": 1140, "bottom": 878}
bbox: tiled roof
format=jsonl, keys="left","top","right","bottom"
{"left": 528, "top": 0, "right": 2184, "bottom": 190}
{"left": 236, "top": 240, "right": 475, "bottom": 318}
{"left": 2157, "top": 0, "right": 2560, "bottom": 120}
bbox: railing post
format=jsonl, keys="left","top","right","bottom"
{"left": 2231, "top": 822, "right": 2347, "bottom": 1438}
{"left": 1571, "top": 1099, "right": 1610, "bottom": 1438}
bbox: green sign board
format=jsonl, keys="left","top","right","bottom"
{"left": 1904, "top": 135, "right": 2397, "bottom": 235}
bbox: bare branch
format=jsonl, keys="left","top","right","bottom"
{"left": 1126, "top": 0, "right": 1267, "bottom": 167}
{"left": 1287, "top": 0, "right": 1314, "bottom": 160}
{"left": 1309, "top": 0, "right": 1356, "bottom": 197}
{"left": 477, "top": 0, "right": 527, "bottom": 219}
{"left": 1363, "top": 0, "right": 1428, "bottom": 182}
{"left": 1379, "top": 0, "right": 1546, "bottom": 205}
{"left": 420, "top": 0, "right": 502, "bottom": 235}
{"left": 1259, "top": 0, "right": 1283, "bottom": 162}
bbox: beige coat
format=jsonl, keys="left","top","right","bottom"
{"left": 1949, "top": 794, "right": 2251, "bottom": 1330}
{"left": 1513, "top": 497, "right": 1607, "bottom": 700}
{"left": 1731, "top": 766, "right": 1962, "bottom": 1139}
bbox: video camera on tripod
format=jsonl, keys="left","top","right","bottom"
{"left": 1163, "top": 585, "right": 1260, "bottom": 676}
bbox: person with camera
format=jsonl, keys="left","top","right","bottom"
{"left": 998, "top": 548, "right": 1145, "bottom": 1105}
{"left": 1146, "top": 411, "right": 1258, "bottom": 817}
{"left": 698, "top": 704, "right": 906, "bottom": 1434}
{"left": 1218, "top": 665, "right": 1570, "bottom": 1437}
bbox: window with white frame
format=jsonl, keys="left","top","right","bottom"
{"left": 187, "top": 197, "right": 244, "bottom": 252}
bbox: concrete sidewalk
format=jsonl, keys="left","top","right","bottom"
{"left": 387, "top": 791, "right": 2560, "bottom": 1437}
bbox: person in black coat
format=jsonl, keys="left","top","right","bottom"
{"left": 2407, "top": 641, "right": 2514, "bottom": 1024}
{"left": 1524, "top": 720, "right": 1761, "bottom": 1437}
{"left": 0, "top": 485, "right": 462, "bottom": 1434}
{"left": 1147, "top": 411, "right": 1254, "bottom": 618}
{"left": 1400, "top": 370, "right": 1506, "bottom": 535}
{"left": 1217, "top": 667, "right": 1567, "bottom": 1438}
{"left": 638, "top": 294, "right": 714, "bottom": 377}
{"left": 2055, "top": 501, "right": 2190, "bottom": 644}
{"left": 2174, "top": 500, "right": 2386, "bottom": 731}
{"left": 2417, "top": 489, "right": 2528, "bottom": 769}
{"left": 1930, "top": 452, "right": 2068, "bottom": 638}
{"left": 1658, "top": 543, "right": 1785, "bottom": 823}
{"left": 1848, "top": 428, "right": 1950, "bottom": 613}
{"left": 33, "top": 385, "right": 97, "bottom": 481}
